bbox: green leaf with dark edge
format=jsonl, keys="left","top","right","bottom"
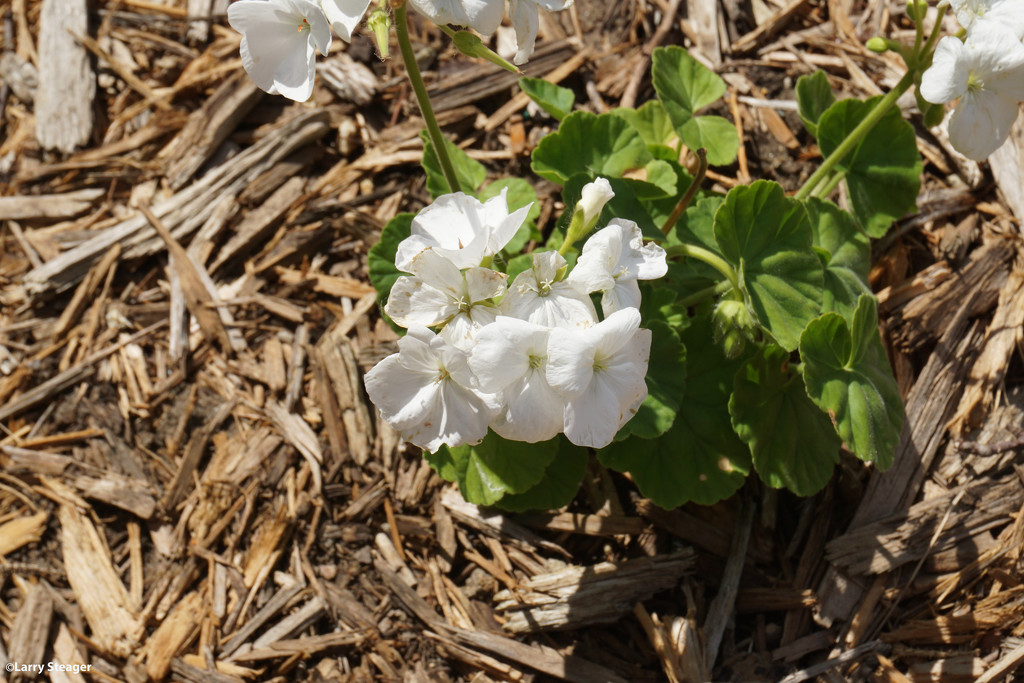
{"left": 480, "top": 178, "right": 542, "bottom": 254}
{"left": 428, "top": 432, "right": 561, "bottom": 506}
{"left": 531, "top": 111, "right": 654, "bottom": 185}
{"left": 520, "top": 77, "right": 575, "bottom": 120}
{"left": 795, "top": 70, "right": 835, "bottom": 137}
{"left": 598, "top": 308, "right": 751, "bottom": 508}
{"left": 639, "top": 281, "right": 690, "bottom": 331}
{"left": 713, "top": 180, "right": 824, "bottom": 351}
{"left": 729, "top": 345, "right": 841, "bottom": 496}
{"left": 804, "top": 197, "right": 871, "bottom": 323}
{"left": 421, "top": 130, "right": 487, "bottom": 199}
{"left": 557, "top": 173, "right": 661, "bottom": 243}
{"left": 799, "top": 295, "right": 904, "bottom": 469}
{"left": 367, "top": 213, "right": 413, "bottom": 332}
{"left": 816, "top": 96, "right": 922, "bottom": 238}
{"left": 652, "top": 45, "right": 726, "bottom": 114}
{"left": 495, "top": 438, "right": 588, "bottom": 512}
{"left": 615, "top": 320, "right": 686, "bottom": 441}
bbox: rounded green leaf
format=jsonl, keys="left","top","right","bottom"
{"left": 795, "top": 70, "right": 835, "bottom": 137}
{"left": 531, "top": 111, "right": 652, "bottom": 185}
{"left": 729, "top": 345, "right": 840, "bottom": 496}
{"left": 713, "top": 181, "right": 824, "bottom": 351}
{"left": 804, "top": 198, "right": 871, "bottom": 324}
{"left": 652, "top": 45, "right": 726, "bottom": 114}
{"left": 817, "top": 97, "right": 922, "bottom": 238}
{"left": 495, "top": 438, "right": 588, "bottom": 512}
{"left": 429, "top": 432, "right": 561, "bottom": 506}
{"left": 799, "top": 295, "right": 904, "bottom": 469}
{"left": 676, "top": 113, "right": 739, "bottom": 167}
{"left": 520, "top": 77, "right": 575, "bottom": 121}
{"left": 611, "top": 100, "right": 678, "bottom": 150}
{"left": 598, "top": 310, "right": 750, "bottom": 508}
{"left": 421, "top": 130, "right": 487, "bottom": 199}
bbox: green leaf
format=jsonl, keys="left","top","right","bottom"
{"left": 795, "top": 71, "right": 835, "bottom": 137}
{"left": 520, "top": 77, "right": 575, "bottom": 120}
{"left": 713, "top": 181, "right": 824, "bottom": 351}
{"left": 611, "top": 101, "right": 679, "bottom": 150}
{"left": 804, "top": 198, "right": 871, "bottom": 323}
{"left": 661, "top": 194, "right": 726, "bottom": 293}
{"left": 598, "top": 309, "right": 751, "bottom": 507}
{"left": 421, "top": 131, "right": 487, "bottom": 199}
{"left": 677, "top": 113, "right": 739, "bottom": 167}
{"left": 817, "top": 97, "right": 922, "bottom": 238}
{"left": 616, "top": 320, "right": 686, "bottom": 440}
{"left": 652, "top": 45, "right": 726, "bottom": 114}
{"left": 480, "top": 178, "right": 541, "bottom": 254}
{"left": 799, "top": 295, "right": 904, "bottom": 469}
{"left": 367, "top": 213, "right": 414, "bottom": 324}
{"left": 729, "top": 345, "right": 840, "bottom": 496}
{"left": 495, "top": 438, "right": 588, "bottom": 512}
{"left": 532, "top": 111, "right": 657, "bottom": 187}
{"left": 430, "top": 432, "right": 561, "bottom": 506}
{"left": 651, "top": 46, "right": 738, "bottom": 166}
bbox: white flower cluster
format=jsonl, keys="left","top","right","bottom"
{"left": 227, "top": 0, "right": 573, "bottom": 102}
{"left": 921, "top": 0, "right": 1024, "bottom": 160}
{"left": 364, "top": 180, "right": 667, "bottom": 452}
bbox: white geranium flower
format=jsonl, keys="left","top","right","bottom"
{"left": 407, "top": 0, "right": 505, "bottom": 35}
{"left": 364, "top": 326, "right": 501, "bottom": 452}
{"left": 396, "top": 190, "right": 532, "bottom": 271}
{"left": 546, "top": 308, "right": 652, "bottom": 449}
{"left": 568, "top": 218, "right": 668, "bottom": 315}
{"left": 509, "top": 0, "right": 574, "bottom": 65}
{"left": 939, "top": 0, "right": 1024, "bottom": 37}
{"left": 576, "top": 177, "right": 615, "bottom": 233}
{"left": 470, "top": 317, "right": 565, "bottom": 442}
{"left": 385, "top": 248, "right": 505, "bottom": 349}
{"left": 500, "top": 251, "right": 597, "bottom": 329}
{"left": 920, "top": 23, "right": 1024, "bottom": 160}
{"left": 227, "top": 0, "right": 332, "bottom": 102}
{"left": 320, "top": 0, "right": 372, "bottom": 41}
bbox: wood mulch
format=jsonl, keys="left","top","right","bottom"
{"left": 2, "top": 1, "right": 1024, "bottom": 681}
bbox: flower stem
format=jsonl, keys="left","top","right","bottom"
{"left": 676, "top": 279, "right": 734, "bottom": 308}
{"left": 395, "top": 2, "right": 461, "bottom": 193}
{"left": 812, "top": 169, "right": 846, "bottom": 199}
{"left": 795, "top": 69, "right": 916, "bottom": 201}
{"left": 665, "top": 243, "right": 740, "bottom": 293}
{"left": 662, "top": 149, "right": 708, "bottom": 237}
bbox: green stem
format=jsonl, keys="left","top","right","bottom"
{"left": 662, "top": 149, "right": 708, "bottom": 236}
{"left": 395, "top": 2, "right": 461, "bottom": 194}
{"left": 795, "top": 69, "right": 916, "bottom": 201}
{"left": 812, "top": 169, "right": 846, "bottom": 199}
{"left": 676, "top": 279, "right": 734, "bottom": 308}
{"left": 920, "top": 6, "right": 948, "bottom": 62}
{"left": 665, "top": 243, "right": 740, "bottom": 293}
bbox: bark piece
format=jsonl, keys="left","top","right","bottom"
{"left": 36, "top": 0, "right": 94, "bottom": 152}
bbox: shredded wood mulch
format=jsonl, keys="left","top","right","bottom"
{"left": 2, "top": 1, "right": 1024, "bottom": 681}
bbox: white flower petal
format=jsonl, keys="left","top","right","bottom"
{"left": 492, "top": 370, "right": 566, "bottom": 443}
{"left": 509, "top": 0, "right": 540, "bottom": 65}
{"left": 464, "top": 266, "right": 507, "bottom": 302}
{"left": 948, "top": 88, "right": 1021, "bottom": 159}
{"left": 385, "top": 275, "right": 457, "bottom": 327}
{"left": 319, "top": 0, "right": 370, "bottom": 41}
{"left": 546, "top": 328, "right": 595, "bottom": 397}
{"left": 920, "top": 36, "right": 970, "bottom": 104}
{"left": 601, "top": 279, "right": 642, "bottom": 315}
{"left": 470, "top": 317, "right": 548, "bottom": 392}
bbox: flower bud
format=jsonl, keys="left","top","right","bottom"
{"left": 367, "top": 7, "right": 391, "bottom": 59}
{"left": 561, "top": 178, "right": 615, "bottom": 254}
{"left": 712, "top": 298, "right": 756, "bottom": 359}
{"left": 866, "top": 36, "right": 889, "bottom": 53}
{"left": 451, "top": 30, "right": 519, "bottom": 73}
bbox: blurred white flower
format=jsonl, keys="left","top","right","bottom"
{"left": 364, "top": 326, "right": 501, "bottom": 452}
{"left": 227, "top": 0, "right": 332, "bottom": 101}
{"left": 939, "top": 0, "right": 1024, "bottom": 37}
{"left": 568, "top": 218, "right": 668, "bottom": 315}
{"left": 509, "top": 0, "right": 574, "bottom": 65}
{"left": 546, "top": 307, "right": 652, "bottom": 449}
{"left": 500, "top": 251, "right": 597, "bottom": 329}
{"left": 407, "top": 0, "right": 505, "bottom": 35}
{"left": 320, "top": 0, "right": 372, "bottom": 41}
{"left": 385, "top": 248, "right": 505, "bottom": 349}
{"left": 920, "top": 23, "right": 1024, "bottom": 160}
{"left": 470, "top": 317, "right": 565, "bottom": 442}
{"left": 396, "top": 189, "right": 531, "bottom": 271}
